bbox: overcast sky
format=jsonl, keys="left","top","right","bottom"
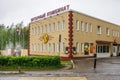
{"left": 0, "top": 0, "right": 120, "bottom": 26}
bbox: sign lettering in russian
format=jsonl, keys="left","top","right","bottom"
{"left": 31, "top": 5, "right": 69, "bottom": 22}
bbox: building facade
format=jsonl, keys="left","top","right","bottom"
{"left": 29, "top": 7, "right": 120, "bottom": 60}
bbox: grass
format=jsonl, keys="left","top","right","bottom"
{"left": 0, "top": 65, "right": 63, "bottom": 71}
{"left": 0, "top": 61, "right": 72, "bottom": 71}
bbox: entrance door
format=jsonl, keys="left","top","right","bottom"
{"left": 113, "top": 46, "right": 117, "bottom": 56}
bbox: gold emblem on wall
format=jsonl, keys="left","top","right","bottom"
{"left": 42, "top": 34, "right": 49, "bottom": 44}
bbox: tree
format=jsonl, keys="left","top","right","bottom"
{"left": 0, "top": 22, "right": 28, "bottom": 50}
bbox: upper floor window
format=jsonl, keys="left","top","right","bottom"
{"left": 33, "top": 27, "right": 37, "bottom": 35}
{"left": 32, "top": 28, "right": 34, "bottom": 35}
{"left": 97, "top": 26, "right": 102, "bottom": 34}
{"left": 81, "top": 21, "right": 84, "bottom": 32}
{"left": 106, "top": 28, "right": 110, "bottom": 36}
{"left": 48, "top": 24, "right": 51, "bottom": 32}
{"left": 57, "top": 21, "right": 60, "bottom": 31}
{"left": 76, "top": 20, "right": 79, "bottom": 30}
{"left": 44, "top": 25, "right": 47, "bottom": 33}
{"left": 40, "top": 26, "right": 43, "bottom": 34}
{"left": 62, "top": 20, "right": 65, "bottom": 31}
{"left": 38, "top": 26, "right": 40, "bottom": 34}
{"left": 117, "top": 32, "right": 119, "bottom": 37}
{"left": 52, "top": 23, "right": 55, "bottom": 32}
{"left": 90, "top": 23, "right": 92, "bottom": 32}
{"left": 85, "top": 23, "right": 88, "bottom": 32}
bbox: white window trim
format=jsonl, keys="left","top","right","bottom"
{"left": 57, "top": 21, "right": 60, "bottom": 31}
{"left": 86, "top": 23, "right": 88, "bottom": 32}
{"left": 62, "top": 20, "right": 65, "bottom": 31}
{"left": 97, "top": 26, "right": 102, "bottom": 34}
{"left": 76, "top": 20, "right": 80, "bottom": 30}
{"left": 81, "top": 21, "right": 84, "bottom": 32}
{"left": 48, "top": 43, "right": 51, "bottom": 53}
{"left": 90, "top": 23, "right": 92, "bottom": 32}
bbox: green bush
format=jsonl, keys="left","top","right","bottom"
{"left": 0, "top": 56, "right": 60, "bottom": 68}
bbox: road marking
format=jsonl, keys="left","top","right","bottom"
{"left": 19, "top": 77, "right": 87, "bottom": 80}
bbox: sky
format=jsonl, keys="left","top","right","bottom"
{"left": 0, "top": 0, "right": 120, "bottom": 26}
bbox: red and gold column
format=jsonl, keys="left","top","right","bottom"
{"left": 68, "top": 11, "right": 73, "bottom": 59}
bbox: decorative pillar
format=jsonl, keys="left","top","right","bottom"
{"left": 68, "top": 11, "right": 73, "bottom": 59}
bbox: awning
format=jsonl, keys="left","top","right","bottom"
{"left": 96, "top": 40, "right": 112, "bottom": 44}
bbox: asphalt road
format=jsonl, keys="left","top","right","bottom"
{"left": 0, "top": 57, "right": 120, "bottom": 80}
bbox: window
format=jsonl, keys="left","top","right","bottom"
{"left": 56, "top": 42, "right": 60, "bottom": 52}
{"left": 38, "top": 44, "right": 40, "bottom": 52}
{"left": 32, "top": 44, "right": 34, "bottom": 51}
{"left": 81, "top": 21, "right": 84, "bottom": 32}
{"left": 81, "top": 43, "right": 84, "bottom": 53}
{"left": 62, "top": 20, "right": 65, "bottom": 31}
{"left": 85, "top": 23, "right": 88, "bottom": 32}
{"left": 32, "top": 28, "right": 34, "bottom": 35}
{"left": 76, "top": 20, "right": 79, "bottom": 30}
{"left": 97, "top": 26, "right": 101, "bottom": 34}
{"left": 38, "top": 26, "right": 40, "bottom": 34}
{"left": 116, "top": 31, "right": 119, "bottom": 37}
{"left": 112, "top": 30, "right": 115, "bottom": 37}
{"left": 43, "top": 44, "right": 47, "bottom": 52}
{"left": 48, "top": 24, "right": 51, "bottom": 32}
{"left": 34, "top": 44, "right": 36, "bottom": 52}
{"left": 48, "top": 43, "right": 51, "bottom": 53}
{"left": 52, "top": 23, "right": 55, "bottom": 32}
{"left": 76, "top": 42, "right": 79, "bottom": 53}
{"left": 106, "top": 28, "right": 110, "bottom": 36}
{"left": 43, "top": 25, "right": 47, "bottom": 33}
{"left": 97, "top": 45, "right": 109, "bottom": 53}
{"left": 34, "top": 27, "right": 36, "bottom": 35}
{"left": 40, "top": 26, "right": 43, "bottom": 34}
{"left": 90, "top": 23, "right": 92, "bottom": 32}
{"left": 62, "top": 42, "right": 65, "bottom": 53}
{"left": 115, "top": 31, "right": 117, "bottom": 37}
{"left": 40, "top": 44, "right": 43, "bottom": 52}
{"left": 57, "top": 21, "right": 60, "bottom": 31}
{"left": 52, "top": 43, "right": 55, "bottom": 52}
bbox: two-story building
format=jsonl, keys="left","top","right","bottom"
{"left": 28, "top": 5, "right": 120, "bottom": 60}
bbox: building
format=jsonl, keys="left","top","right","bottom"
{"left": 28, "top": 5, "right": 120, "bottom": 60}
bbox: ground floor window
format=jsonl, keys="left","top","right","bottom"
{"left": 97, "top": 45, "right": 109, "bottom": 53}
{"left": 81, "top": 43, "right": 95, "bottom": 55}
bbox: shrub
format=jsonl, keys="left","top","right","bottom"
{"left": 0, "top": 56, "right": 61, "bottom": 68}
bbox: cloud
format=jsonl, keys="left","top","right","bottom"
{"left": 0, "top": 0, "right": 120, "bottom": 26}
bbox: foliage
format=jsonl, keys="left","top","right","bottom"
{"left": 0, "top": 23, "right": 28, "bottom": 50}
{"left": 0, "top": 56, "right": 61, "bottom": 68}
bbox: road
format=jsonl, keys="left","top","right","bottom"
{"left": 0, "top": 57, "right": 120, "bottom": 80}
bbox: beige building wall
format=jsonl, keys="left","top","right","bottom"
{"left": 29, "top": 12, "right": 70, "bottom": 57}
{"left": 29, "top": 10, "right": 120, "bottom": 59}
{"left": 72, "top": 11, "right": 120, "bottom": 57}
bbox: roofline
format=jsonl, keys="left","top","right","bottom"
{"left": 30, "top": 9, "right": 120, "bottom": 27}
{"left": 69, "top": 9, "right": 120, "bottom": 27}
